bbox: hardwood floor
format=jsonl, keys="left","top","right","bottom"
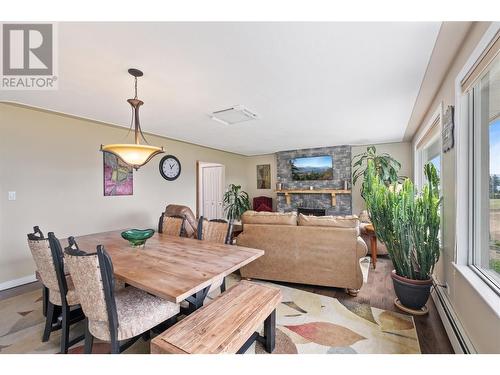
{"left": 273, "top": 255, "right": 454, "bottom": 354}
{"left": 1, "top": 257, "right": 453, "bottom": 354}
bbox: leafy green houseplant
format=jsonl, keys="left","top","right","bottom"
{"left": 223, "top": 184, "right": 250, "bottom": 223}
{"left": 363, "top": 159, "right": 441, "bottom": 311}
{"left": 352, "top": 146, "right": 403, "bottom": 196}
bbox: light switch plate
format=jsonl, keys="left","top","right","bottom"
{"left": 8, "top": 191, "right": 16, "bottom": 201}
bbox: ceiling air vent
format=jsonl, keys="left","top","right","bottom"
{"left": 210, "top": 105, "right": 258, "bottom": 125}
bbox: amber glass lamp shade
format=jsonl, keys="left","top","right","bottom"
{"left": 101, "top": 144, "right": 164, "bottom": 170}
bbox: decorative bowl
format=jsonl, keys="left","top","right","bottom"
{"left": 121, "top": 229, "right": 155, "bottom": 247}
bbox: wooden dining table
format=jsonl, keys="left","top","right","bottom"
{"left": 70, "top": 230, "right": 264, "bottom": 312}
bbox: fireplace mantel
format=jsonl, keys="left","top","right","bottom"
{"left": 275, "top": 189, "right": 351, "bottom": 206}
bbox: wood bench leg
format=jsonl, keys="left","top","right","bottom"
{"left": 237, "top": 310, "right": 277, "bottom": 354}
{"left": 263, "top": 310, "right": 276, "bottom": 353}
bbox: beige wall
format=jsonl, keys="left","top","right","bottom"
{"left": 244, "top": 154, "right": 277, "bottom": 210}
{"left": 0, "top": 103, "right": 248, "bottom": 285}
{"left": 412, "top": 22, "right": 500, "bottom": 353}
{"left": 351, "top": 142, "right": 413, "bottom": 215}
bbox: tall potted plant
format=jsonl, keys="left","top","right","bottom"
{"left": 363, "top": 160, "right": 441, "bottom": 312}
{"left": 223, "top": 184, "right": 250, "bottom": 223}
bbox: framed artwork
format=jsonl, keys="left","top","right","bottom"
{"left": 103, "top": 152, "right": 133, "bottom": 196}
{"left": 257, "top": 164, "right": 271, "bottom": 189}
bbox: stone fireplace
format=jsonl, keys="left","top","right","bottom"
{"left": 276, "top": 145, "right": 352, "bottom": 215}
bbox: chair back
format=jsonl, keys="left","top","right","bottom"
{"left": 27, "top": 227, "right": 67, "bottom": 303}
{"left": 64, "top": 243, "right": 116, "bottom": 331}
{"left": 47, "top": 232, "right": 70, "bottom": 305}
{"left": 253, "top": 196, "right": 273, "bottom": 212}
{"left": 158, "top": 214, "right": 186, "bottom": 236}
{"left": 163, "top": 204, "right": 197, "bottom": 238}
{"left": 197, "top": 217, "right": 233, "bottom": 244}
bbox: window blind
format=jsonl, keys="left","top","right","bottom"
{"left": 461, "top": 31, "right": 500, "bottom": 93}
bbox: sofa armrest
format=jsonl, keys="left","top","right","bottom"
{"left": 356, "top": 236, "right": 368, "bottom": 258}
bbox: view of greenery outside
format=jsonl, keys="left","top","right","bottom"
{"left": 489, "top": 118, "right": 500, "bottom": 279}
{"left": 489, "top": 196, "right": 500, "bottom": 274}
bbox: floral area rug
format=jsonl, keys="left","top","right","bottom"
{"left": 0, "top": 273, "right": 419, "bottom": 354}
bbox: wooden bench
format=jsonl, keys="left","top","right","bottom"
{"left": 151, "top": 280, "right": 282, "bottom": 354}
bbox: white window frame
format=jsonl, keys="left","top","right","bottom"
{"left": 413, "top": 103, "right": 443, "bottom": 190}
{"left": 455, "top": 22, "right": 500, "bottom": 306}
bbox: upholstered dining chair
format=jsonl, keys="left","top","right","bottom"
{"left": 64, "top": 244, "right": 180, "bottom": 354}
{"left": 27, "top": 228, "right": 84, "bottom": 353}
{"left": 196, "top": 217, "right": 234, "bottom": 294}
{"left": 197, "top": 217, "right": 233, "bottom": 245}
{"left": 158, "top": 214, "right": 186, "bottom": 236}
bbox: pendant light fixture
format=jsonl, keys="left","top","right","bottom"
{"left": 100, "top": 68, "right": 164, "bottom": 170}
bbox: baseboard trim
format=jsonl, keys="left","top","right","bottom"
{"left": 431, "top": 281, "right": 476, "bottom": 354}
{"left": 0, "top": 275, "right": 37, "bottom": 291}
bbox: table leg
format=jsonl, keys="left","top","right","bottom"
{"left": 183, "top": 285, "right": 211, "bottom": 315}
{"left": 370, "top": 235, "right": 377, "bottom": 269}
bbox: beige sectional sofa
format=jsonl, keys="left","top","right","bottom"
{"left": 236, "top": 211, "right": 368, "bottom": 295}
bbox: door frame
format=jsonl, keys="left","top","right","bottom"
{"left": 196, "top": 161, "right": 226, "bottom": 219}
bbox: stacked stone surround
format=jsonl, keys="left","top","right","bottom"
{"left": 276, "top": 145, "right": 352, "bottom": 215}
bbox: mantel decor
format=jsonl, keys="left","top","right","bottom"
{"left": 100, "top": 68, "right": 165, "bottom": 170}
{"left": 276, "top": 189, "right": 351, "bottom": 206}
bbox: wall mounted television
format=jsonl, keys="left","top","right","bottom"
{"left": 291, "top": 155, "right": 333, "bottom": 181}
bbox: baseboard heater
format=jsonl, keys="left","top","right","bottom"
{"left": 431, "top": 281, "right": 476, "bottom": 354}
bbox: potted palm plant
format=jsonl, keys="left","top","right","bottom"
{"left": 363, "top": 160, "right": 441, "bottom": 313}
{"left": 352, "top": 146, "right": 403, "bottom": 196}
{"left": 223, "top": 184, "right": 250, "bottom": 223}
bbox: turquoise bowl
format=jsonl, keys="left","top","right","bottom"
{"left": 121, "top": 229, "right": 155, "bottom": 247}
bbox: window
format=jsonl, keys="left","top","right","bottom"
{"left": 414, "top": 108, "right": 443, "bottom": 247}
{"left": 415, "top": 108, "right": 442, "bottom": 190}
{"left": 469, "top": 52, "right": 500, "bottom": 290}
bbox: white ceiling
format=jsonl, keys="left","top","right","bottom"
{"left": 0, "top": 22, "right": 441, "bottom": 155}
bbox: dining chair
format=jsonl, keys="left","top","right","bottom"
{"left": 158, "top": 213, "right": 186, "bottom": 237}
{"left": 27, "top": 227, "right": 50, "bottom": 318}
{"left": 64, "top": 244, "right": 180, "bottom": 354}
{"left": 197, "top": 217, "right": 233, "bottom": 245}
{"left": 27, "top": 228, "right": 84, "bottom": 353}
{"left": 196, "top": 217, "right": 234, "bottom": 294}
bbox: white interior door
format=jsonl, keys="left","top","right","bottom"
{"left": 201, "top": 165, "right": 224, "bottom": 220}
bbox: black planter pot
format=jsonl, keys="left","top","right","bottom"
{"left": 391, "top": 270, "right": 432, "bottom": 311}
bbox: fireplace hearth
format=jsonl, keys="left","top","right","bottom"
{"left": 297, "top": 207, "right": 326, "bottom": 216}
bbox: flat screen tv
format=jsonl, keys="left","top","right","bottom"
{"left": 291, "top": 155, "right": 333, "bottom": 181}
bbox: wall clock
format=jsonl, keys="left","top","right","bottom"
{"left": 159, "top": 155, "right": 181, "bottom": 181}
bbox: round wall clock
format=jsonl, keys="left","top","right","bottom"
{"left": 159, "top": 155, "right": 181, "bottom": 181}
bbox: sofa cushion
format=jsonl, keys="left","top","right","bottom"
{"left": 298, "top": 213, "right": 359, "bottom": 229}
{"left": 241, "top": 211, "right": 297, "bottom": 226}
